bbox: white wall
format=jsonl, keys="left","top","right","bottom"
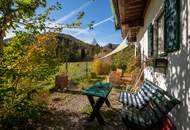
{"left": 137, "top": 0, "right": 190, "bottom": 129}
{"left": 166, "top": 0, "right": 190, "bottom": 129}
{"left": 138, "top": 0, "right": 166, "bottom": 90}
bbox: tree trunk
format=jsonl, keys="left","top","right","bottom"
{"left": 0, "top": 0, "right": 13, "bottom": 53}
{"left": 0, "top": 28, "right": 5, "bottom": 54}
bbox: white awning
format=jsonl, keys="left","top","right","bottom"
{"left": 99, "top": 38, "right": 128, "bottom": 59}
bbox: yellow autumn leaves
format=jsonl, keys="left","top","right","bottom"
{"left": 2, "top": 32, "right": 59, "bottom": 79}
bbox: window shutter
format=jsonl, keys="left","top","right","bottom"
{"left": 164, "top": 0, "right": 180, "bottom": 52}
{"left": 148, "top": 23, "right": 154, "bottom": 56}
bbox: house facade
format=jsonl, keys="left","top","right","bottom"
{"left": 111, "top": 0, "right": 190, "bottom": 129}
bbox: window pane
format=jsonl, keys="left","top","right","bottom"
{"left": 157, "top": 13, "right": 164, "bottom": 55}
{"left": 164, "top": 0, "right": 180, "bottom": 52}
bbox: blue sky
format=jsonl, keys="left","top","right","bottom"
{"left": 45, "top": 0, "right": 122, "bottom": 46}
{"left": 6, "top": 0, "right": 122, "bottom": 46}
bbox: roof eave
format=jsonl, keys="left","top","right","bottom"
{"left": 110, "top": 0, "right": 120, "bottom": 30}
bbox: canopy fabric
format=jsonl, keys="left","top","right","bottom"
{"left": 99, "top": 38, "right": 128, "bottom": 59}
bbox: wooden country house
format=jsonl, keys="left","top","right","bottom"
{"left": 111, "top": 0, "right": 190, "bottom": 129}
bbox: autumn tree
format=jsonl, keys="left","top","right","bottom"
{"left": 0, "top": 0, "right": 45, "bottom": 49}
{"left": 0, "top": 0, "right": 95, "bottom": 127}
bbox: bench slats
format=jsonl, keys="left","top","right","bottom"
{"left": 120, "top": 79, "right": 181, "bottom": 126}
{"left": 119, "top": 81, "right": 157, "bottom": 109}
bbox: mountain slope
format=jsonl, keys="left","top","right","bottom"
{"left": 56, "top": 33, "right": 101, "bottom": 61}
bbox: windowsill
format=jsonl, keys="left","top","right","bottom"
{"left": 158, "top": 52, "right": 168, "bottom": 57}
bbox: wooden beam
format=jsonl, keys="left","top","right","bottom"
{"left": 118, "top": 0, "right": 126, "bottom": 24}
{"left": 121, "top": 25, "right": 139, "bottom": 41}
{"left": 128, "top": 36, "right": 137, "bottom": 42}
{"left": 121, "top": 24, "right": 125, "bottom": 38}
{"left": 121, "top": 17, "right": 144, "bottom": 27}
{"left": 143, "top": 0, "right": 150, "bottom": 17}
{"left": 127, "top": 0, "right": 143, "bottom": 3}
{"left": 115, "top": 0, "right": 149, "bottom": 41}
{"left": 112, "top": 0, "right": 121, "bottom": 28}
{"left": 125, "top": 13, "right": 141, "bottom": 18}
{"left": 128, "top": 19, "right": 144, "bottom": 27}
{"left": 125, "top": 3, "right": 144, "bottom": 10}
{"left": 125, "top": 7, "right": 144, "bottom": 13}
{"left": 121, "top": 24, "right": 129, "bottom": 38}
{"left": 122, "top": 15, "right": 141, "bottom": 22}
{"left": 126, "top": 0, "right": 148, "bottom": 17}
{"left": 127, "top": 0, "right": 145, "bottom": 6}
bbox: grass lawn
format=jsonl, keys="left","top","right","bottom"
{"left": 58, "top": 62, "right": 92, "bottom": 80}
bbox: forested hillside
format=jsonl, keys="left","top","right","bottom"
{"left": 56, "top": 33, "right": 101, "bottom": 61}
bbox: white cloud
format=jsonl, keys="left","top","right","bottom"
{"left": 55, "top": 1, "right": 92, "bottom": 24}
{"left": 5, "top": 11, "right": 115, "bottom": 46}
{"left": 74, "top": 16, "right": 113, "bottom": 36}
{"left": 46, "top": 16, "right": 117, "bottom": 46}
{"left": 46, "top": 21, "right": 88, "bottom": 34}
{"left": 4, "top": 1, "right": 92, "bottom": 39}
{"left": 93, "top": 16, "right": 113, "bottom": 28}
{"left": 58, "top": 16, "right": 115, "bottom": 45}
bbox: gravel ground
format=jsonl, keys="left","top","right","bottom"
{"left": 30, "top": 90, "right": 127, "bottom": 130}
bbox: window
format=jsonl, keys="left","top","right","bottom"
{"left": 164, "top": 0, "right": 180, "bottom": 52}
{"left": 157, "top": 12, "right": 165, "bottom": 55}
{"left": 148, "top": 23, "right": 153, "bottom": 57}
{"left": 147, "top": 5, "right": 165, "bottom": 57}
{"left": 148, "top": 0, "right": 180, "bottom": 57}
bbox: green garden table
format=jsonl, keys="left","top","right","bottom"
{"left": 82, "top": 82, "right": 112, "bottom": 125}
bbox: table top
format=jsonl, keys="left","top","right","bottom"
{"left": 82, "top": 82, "right": 112, "bottom": 98}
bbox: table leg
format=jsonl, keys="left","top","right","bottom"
{"left": 105, "top": 99, "right": 111, "bottom": 108}
{"left": 87, "top": 96, "right": 106, "bottom": 125}
{"left": 87, "top": 95, "right": 95, "bottom": 107}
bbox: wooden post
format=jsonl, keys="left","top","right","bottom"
{"left": 55, "top": 74, "right": 68, "bottom": 90}
{"left": 65, "top": 60, "right": 68, "bottom": 75}
{"left": 135, "top": 42, "right": 137, "bottom": 58}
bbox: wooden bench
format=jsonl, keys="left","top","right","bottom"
{"left": 119, "top": 79, "right": 181, "bottom": 128}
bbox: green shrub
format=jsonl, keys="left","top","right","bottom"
{"left": 119, "top": 64, "right": 127, "bottom": 71}
{"left": 111, "top": 64, "right": 117, "bottom": 71}
{"left": 0, "top": 33, "right": 59, "bottom": 127}
{"left": 90, "top": 72, "right": 97, "bottom": 78}
{"left": 92, "top": 60, "right": 110, "bottom": 75}
{"left": 112, "top": 44, "right": 135, "bottom": 72}
{"left": 0, "top": 85, "right": 48, "bottom": 127}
